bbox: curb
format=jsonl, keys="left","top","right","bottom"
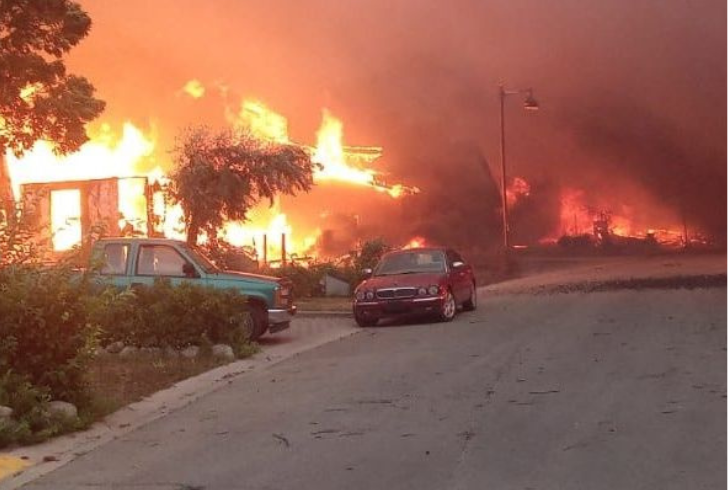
{"left": 0, "top": 324, "right": 361, "bottom": 490}
{"left": 296, "top": 310, "right": 351, "bottom": 317}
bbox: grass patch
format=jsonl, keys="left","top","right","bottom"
{"left": 85, "top": 353, "right": 235, "bottom": 418}
{"left": 296, "top": 296, "right": 352, "bottom": 312}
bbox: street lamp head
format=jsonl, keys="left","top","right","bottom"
{"left": 523, "top": 89, "right": 539, "bottom": 111}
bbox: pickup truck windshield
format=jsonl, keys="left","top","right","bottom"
{"left": 179, "top": 244, "right": 219, "bottom": 274}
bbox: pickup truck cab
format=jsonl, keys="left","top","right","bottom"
{"left": 91, "top": 237, "right": 295, "bottom": 340}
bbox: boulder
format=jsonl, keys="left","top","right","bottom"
{"left": 139, "top": 347, "right": 162, "bottom": 357}
{"left": 212, "top": 344, "right": 235, "bottom": 360}
{"left": 181, "top": 346, "right": 200, "bottom": 359}
{"left": 48, "top": 401, "right": 78, "bottom": 419}
{"left": 106, "top": 341, "right": 125, "bottom": 354}
{"left": 164, "top": 346, "right": 180, "bottom": 358}
{"left": 119, "top": 346, "right": 139, "bottom": 357}
{"left": 0, "top": 405, "right": 13, "bottom": 419}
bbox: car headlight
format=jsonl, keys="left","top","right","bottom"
{"left": 365, "top": 290, "right": 375, "bottom": 300}
{"left": 428, "top": 285, "right": 439, "bottom": 296}
{"left": 417, "top": 287, "right": 427, "bottom": 296}
{"left": 356, "top": 290, "right": 365, "bottom": 301}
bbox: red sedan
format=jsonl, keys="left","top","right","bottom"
{"left": 352, "top": 247, "right": 477, "bottom": 327}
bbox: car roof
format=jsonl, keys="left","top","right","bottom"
{"left": 95, "top": 237, "right": 187, "bottom": 246}
{"left": 385, "top": 246, "right": 448, "bottom": 255}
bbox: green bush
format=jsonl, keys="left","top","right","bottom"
{"left": 92, "top": 279, "right": 253, "bottom": 350}
{"left": 0, "top": 265, "right": 99, "bottom": 405}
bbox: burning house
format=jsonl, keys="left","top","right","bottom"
{"left": 5, "top": 100, "right": 421, "bottom": 264}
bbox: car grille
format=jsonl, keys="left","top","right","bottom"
{"left": 376, "top": 288, "right": 417, "bottom": 300}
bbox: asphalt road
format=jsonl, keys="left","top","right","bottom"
{"left": 19, "top": 262, "right": 727, "bottom": 490}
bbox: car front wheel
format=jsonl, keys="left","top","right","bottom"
{"left": 354, "top": 310, "right": 378, "bottom": 327}
{"left": 439, "top": 290, "right": 457, "bottom": 322}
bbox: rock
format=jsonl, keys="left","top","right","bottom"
{"left": 0, "top": 405, "right": 13, "bottom": 419}
{"left": 164, "top": 346, "right": 180, "bottom": 358}
{"left": 212, "top": 344, "right": 235, "bottom": 360}
{"left": 106, "top": 341, "right": 125, "bottom": 354}
{"left": 94, "top": 347, "right": 109, "bottom": 357}
{"left": 181, "top": 346, "right": 200, "bottom": 359}
{"left": 119, "top": 346, "right": 139, "bottom": 357}
{"left": 48, "top": 401, "right": 78, "bottom": 419}
{"left": 139, "top": 347, "right": 162, "bottom": 357}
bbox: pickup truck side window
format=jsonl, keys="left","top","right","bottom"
{"left": 137, "top": 245, "right": 188, "bottom": 277}
{"left": 101, "top": 244, "right": 129, "bottom": 275}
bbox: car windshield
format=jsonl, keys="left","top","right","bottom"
{"left": 179, "top": 243, "right": 219, "bottom": 274}
{"left": 374, "top": 250, "right": 447, "bottom": 276}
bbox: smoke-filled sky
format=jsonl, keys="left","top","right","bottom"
{"left": 69, "top": 0, "right": 726, "bottom": 244}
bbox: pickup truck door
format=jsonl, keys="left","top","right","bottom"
{"left": 130, "top": 243, "right": 203, "bottom": 288}
{"left": 95, "top": 242, "right": 132, "bottom": 288}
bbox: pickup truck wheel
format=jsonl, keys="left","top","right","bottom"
{"left": 248, "top": 302, "right": 268, "bottom": 341}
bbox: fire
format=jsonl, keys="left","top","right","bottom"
{"left": 222, "top": 202, "right": 320, "bottom": 265}
{"left": 7, "top": 98, "right": 419, "bottom": 259}
{"left": 230, "top": 100, "right": 418, "bottom": 198}
{"left": 547, "top": 187, "right": 688, "bottom": 246}
{"left": 506, "top": 176, "right": 530, "bottom": 207}
{"left": 231, "top": 100, "right": 290, "bottom": 144}
{"left": 312, "top": 110, "right": 419, "bottom": 198}
{"left": 6, "top": 123, "right": 158, "bottom": 250}
{"left": 181, "top": 79, "right": 205, "bottom": 99}
{"left": 403, "top": 236, "right": 427, "bottom": 249}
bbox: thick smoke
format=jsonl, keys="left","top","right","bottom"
{"left": 71, "top": 0, "right": 726, "bottom": 244}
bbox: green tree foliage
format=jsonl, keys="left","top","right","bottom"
{"left": 354, "top": 237, "right": 391, "bottom": 271}
{"left": 0, "top": 0, "right": 105, "bottom": 219}
{"left": 168, "top": 126, "right": 317, "bottom": 245}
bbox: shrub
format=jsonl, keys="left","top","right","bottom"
{"left": 0, "top": 371, "right": 81, "bottom": 448}
{"left": 92, "top": 279, "right": 253, "bottom": 350}
{"left": 0, "top": 265, "right": 99, "bottom": 405}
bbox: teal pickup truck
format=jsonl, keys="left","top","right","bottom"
{"left": 91, "top": 237, "right": 296, "bottom": 340}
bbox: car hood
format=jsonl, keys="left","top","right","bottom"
{"left": 359, "top": 272, "right": 446, "bottom": 290}
{"left": 213, "top": 270, "right": 281, "bottom": 285}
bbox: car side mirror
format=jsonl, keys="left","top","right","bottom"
{"left": 362, "top": 268, "right": 373, "bottom": 279}
{"left": 182, "top": 262, "right": 199, "bottom": 278}
{"left": 452, "top": 261, "right": 465, "bottom": 269}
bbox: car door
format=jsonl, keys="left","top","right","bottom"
{"left": 131, "top": 243, "right": 200, "bottom": 287}
{"left": 446, "top": 249, "right": 469, "bottom": 302}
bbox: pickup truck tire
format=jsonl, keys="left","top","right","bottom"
{"left": 248, "top": 302, "right": 268, "bottom": 341}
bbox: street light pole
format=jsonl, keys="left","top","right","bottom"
{"left": 498, "top": 85, "right": 510, "bottom": 250}
{"left": 497, "top": 84, "right": 539, "bottom": 251}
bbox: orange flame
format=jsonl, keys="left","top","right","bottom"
{"left": 6, "top": 122, "right": 159, "bottom": 250}
{"left": 506, "top": 176, "right": 530, "bottom": 207}
{"left": 312, "top": 109, "right": 419, "bottom": 198}
{"left": 403, "top": 236, "right": 427, "bottom": 249}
